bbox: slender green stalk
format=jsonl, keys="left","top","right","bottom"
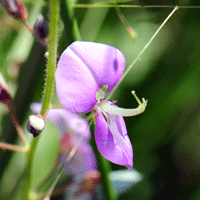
{"left": 98, "top": 154, "right": 118, "bottom": 200}
{"left": 23, "top": 0, "right": 59, "bottom": 199}
{"left": 108, "top": 6, "right": 179, "bottom": 99}
{"left": 40, "top": 1, "right": 59, "bottom": 116}
{"left": 74, "top": 4, "right": 200, "bottom": 9}
{"left": 24, "top": 137, "right": 39, "bottom": 200}
{"left": 91, "top": 124, "right": 118, "bottom": 200}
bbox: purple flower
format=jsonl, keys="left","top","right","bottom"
{"left": 31, "top": 103, "right": 100, "bottom": 199}
{"left": 55, "top": 41, "right": 147, "bottom": 170}
{"left": 30, "top": 103, "right": 97, "bottom": 176}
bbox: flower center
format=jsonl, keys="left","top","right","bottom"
{"left": 96, "top": 85, "right": 108, "bottom": 102}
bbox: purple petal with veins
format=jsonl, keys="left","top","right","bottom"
{"left": 55, "top": 41, "right": 125, "bottom": 114}
{"left": 95, "top": 107, "right": 133, "bottom": 170}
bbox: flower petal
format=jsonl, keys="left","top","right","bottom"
{"left": 60, "top": 135, "right": 97, "bottom": 177}
{"left": 95, "top": 107, "right": 133, "bottom": 170}
{"left": 69, "top": 41, "right": 126, "bottom": 93}
{"left": 30, "top": 103, "right": 91, "bottom": 139}
{"left": 55, "top": 41, "right": 125, "bottom": 113}
{"left": 55, "top": 43, "right": 98, "bottom": 114}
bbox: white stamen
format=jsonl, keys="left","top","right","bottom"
{"left": 99, "top": 91, "right": 147, "bottom": 117}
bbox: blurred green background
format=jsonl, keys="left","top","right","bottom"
{"left": 0, "top": 0, "right": 200, "bottom": 199}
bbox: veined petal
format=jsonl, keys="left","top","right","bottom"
{"left": 30, "top": 103, "right": 91, "bottom": 139}
{"left": 95, "top": 107, "right": 133, "bottom": 170}
{"left": 55, "top": 41, "right": 125, "bottom": 113}
{"left": 69, "top": 41, "right": 125, "bottom": 93}
{"left": 55, "top": 44, "right": 98, "bottom": 114}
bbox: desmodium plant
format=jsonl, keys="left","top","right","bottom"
{"left": 55, "top": 41, "right": 147, "bottom": 170}
{"left": 0, "top": 1, "right": 181, "bottom": 199}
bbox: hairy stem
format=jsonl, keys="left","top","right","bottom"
{"left": 23, "top": 0, "right": 59, "bottom": 199}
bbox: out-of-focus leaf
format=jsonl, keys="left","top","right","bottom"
{"left": 80, "top": 3, "right": 109, "bottom": 41}
{"left": 31, "top": 121, "right": 60, "bottom": 190}
{"left": 110, "top": 169, "right": 142, "bottom": 195}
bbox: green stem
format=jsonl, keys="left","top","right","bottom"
{"left": 23, "top": 0, "right": 59, "bottom": 199}
{"left": 40, "top": 1, "right": 59, "bottom": 116}
{"left": 24, "top": 137, "right": 39, "bottom": 200}
{"left": 91, "top": 124, "right": 118, "bottom": 200}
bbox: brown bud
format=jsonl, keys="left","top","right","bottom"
{"left": 0, "top": 0, "right": 28, "bottom": 22}
{"left": 27, "top": 113, "right": 45, "bottom": 137}
{"left": 0, "top": 73, "right": 12, "bottom": 106}
{"left": 33, "top": 15, "right": 49, "bottom": 46}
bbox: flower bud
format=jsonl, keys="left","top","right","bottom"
{"left": 0, "top": 0, "right": 28, "bottom": 22}
{"left": 33, "top": 15, "right": 49, "bottom": 46}
{"left": 127, "top": 26, "right": 137, "bottom": 40}
{"left": 27, "top": 113, "right": 45, "bottom": 137}
{"left": 0, "top": 73, "right": 12, "bottom": 106}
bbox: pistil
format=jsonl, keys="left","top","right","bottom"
{"left": 99, "top": 91, "right": 147, "bottom": 117}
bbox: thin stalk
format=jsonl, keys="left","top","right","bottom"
{"left": 23, "top": 0, "right": 59, "bottom": 199}
{"left": 0, "top": 142, "right": 28, "bottom": 152}
{"left": 115, "top": 6, "right": 136, "bottom": 40}
{"left": 40, "top": 2, "right": 59, "bottom": 116}
{"left": 9, "top": 105, "right": 29, "bottom": 146}
{"left": 74, "top": 4, "right": 200, "bottom": 9}
{"left": 24, "top": 22, "right": 34, "bottom": 35}
{"left": 115, "top": 6, "right": 129, "bottom": 28}
{"left": 108, "top": 6, "right": 179, "bottom": 99}
{"left": 23, "top": 137, "right": 39, "bottom": 200}
{"left": 49, "top": 105, "right": 63, "bottom": 109}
